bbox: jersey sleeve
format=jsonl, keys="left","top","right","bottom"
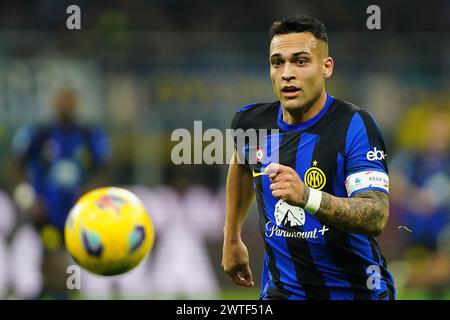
{"left": 344, "top": 110, "right": 389, "bottom": 197}
{"left": 230, "top": 110, "right": 249, "bottom": 166}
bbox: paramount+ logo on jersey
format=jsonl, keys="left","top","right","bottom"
{"left": 265, "top": 199, "right": 329, "bottom": 239}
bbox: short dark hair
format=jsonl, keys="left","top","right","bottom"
{"left": 269, "top": 15, "right": 328, "bottom": 43}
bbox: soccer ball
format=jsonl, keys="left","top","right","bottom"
{"left": 64, "top": 187, "right": 154, "bottom": 276}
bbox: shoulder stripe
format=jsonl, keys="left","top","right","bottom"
{"left": 356, "top": 111, "right": 386, "bottom": 152}
{"left": 345, "top": 112, "right": 366, "bottom": 157}
{"left": 237, "top": 103, "right": 258, "bottom": 112}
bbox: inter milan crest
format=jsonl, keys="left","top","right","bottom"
{"left": 304, "top": 160, "right": 327, "bottom": 190}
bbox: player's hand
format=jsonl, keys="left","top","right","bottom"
{"left": 222, "top": 239, "right": 255, "bottom": 287}
{"left": 267, "top": 163, "right": 306, "bottom": 207}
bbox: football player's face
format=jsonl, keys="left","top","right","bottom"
{"left": 269, "top": 32, "right": 333, "bottom": 111}
{"left": 54, "top": 89, "right": 77, "bottom": 121}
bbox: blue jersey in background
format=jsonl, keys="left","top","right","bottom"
{"left": 12, "top": 122, "right": 110, "bottom": 231}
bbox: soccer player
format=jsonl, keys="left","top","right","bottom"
{"left": 222, "top": 15, "right": 396, "bottom": 300}
{"left": 11, "top": 87, "right": 110, "bottom": 299}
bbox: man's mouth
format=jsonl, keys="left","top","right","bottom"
{"left": 281, "top": 86, "right": 301, "bottom": 98}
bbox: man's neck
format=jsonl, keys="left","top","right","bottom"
{"left": 56, "top": 117, "right": 75, "bottom": 129}
{"left": 282, "top": 91, "right": 327, "bottom": 125}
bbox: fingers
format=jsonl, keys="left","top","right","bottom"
{"left": 265, "top": 163, "right": 280, "bottom": 176}
{"left": 224, "top": 263, "right": 254, "bottom": 287}
{"left": 271, "top": 188, "right": 287, "bottom": 200}
{"left": 269, "top": 181, "right": 290, "bottom": 191}
{"left": 243, "top": 263, "right": 254, "bottom": 286}
{"left": 231, "top": 269, "right": 254, "bottom": 287}
{"left": 266, "top": 163, "right": 297, "bottom": 180}
{"left": 269, "top": 176, "right": 296, "bottom": 200}
{"left": 269, "top": 172, "right": 286, "bottom": 182}
{"left": 268, "top": 167, "right": 291, "bottom": 199}
{"left": 269, "top": 171, "right": 294, "bottom": 184}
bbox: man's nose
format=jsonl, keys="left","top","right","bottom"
{"left": 281, "top": 63, "right": 295, "bottom": 82}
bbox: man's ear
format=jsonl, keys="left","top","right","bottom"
{"left": 323, "top": 57, "right": 334, "bottom": 79}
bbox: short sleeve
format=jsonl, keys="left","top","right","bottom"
{"left": 230, "top": 111, "right": 249, "bottom": 166}
{"left": 344, "top": 111, "right": 389, "bottom": 197}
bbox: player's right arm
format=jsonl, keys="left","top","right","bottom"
{"left": 222, "top": 150, "right": 255, "bottom": 287}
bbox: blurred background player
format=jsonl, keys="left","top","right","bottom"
{"left": 10, "top": 87, "right": 111, "bottom": 299}
{"left": 389, "top": 110, "right": 450, "bottom": 298}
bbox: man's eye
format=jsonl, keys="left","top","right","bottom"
{"left": 297, "top": 59, "right": 307, "bottom": 65}
{"left": 272, "top": 60, "right": 282, "bottom": 66}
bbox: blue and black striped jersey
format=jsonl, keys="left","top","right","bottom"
{"left": 231, "top": 94, "right": 395, "bottom": 300}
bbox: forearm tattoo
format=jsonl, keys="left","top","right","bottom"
{"left": 306, "top": 187, "right": 389, "bottom": 237}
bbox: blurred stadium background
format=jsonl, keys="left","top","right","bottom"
{"left": 0, "top": 0, "right": 448, "bottom": 299}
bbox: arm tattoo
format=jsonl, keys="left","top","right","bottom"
{"left": 307, "top": 187, "right": 389, "bottom": 237}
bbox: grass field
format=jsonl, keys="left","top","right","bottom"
{"left": 219, "top": 289, "right": 450, "bottom": 300}
{"left": 61, "top": 288, "right": 450, "bottom": 300}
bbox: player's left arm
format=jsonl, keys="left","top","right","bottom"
{"left": 269, "top": 166, "right": 388, "bottom": 237}
{"left": 307, "top": 187, "right": 388, "bottom": 237}
{"left": 270, "top": 110, "right": 390, "bottom": 237}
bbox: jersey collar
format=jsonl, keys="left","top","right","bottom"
{"left": 277, "top": 93, "right": 334, "bottom": 132}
